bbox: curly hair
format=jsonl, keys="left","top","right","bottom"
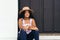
{"left": 18, "top": 10, "right": 34, "bottom": 19}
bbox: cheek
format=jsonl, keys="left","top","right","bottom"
{"left": 27, "top": 14, "right": 30, "bottom": 16}
{"left": 25, "top": 13, "right": 30, "bottom": 17}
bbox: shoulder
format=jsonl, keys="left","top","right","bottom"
{"left": 19, "top": 18, "right": 23, "bottom": 21}
{"left": 30, "top": 18, "right": 35, "bottom": 21}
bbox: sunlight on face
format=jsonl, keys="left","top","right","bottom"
{"left": 25, "top": 10, "right": 30, "bottom": 18}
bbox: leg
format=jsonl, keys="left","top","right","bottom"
{"left": 19, "top": 29, "right": 27, "bottom": 40}
{"left": 27, "top": 32, "right": 34, "bottom": 40}
{"left": 32, "top": 30, "right": 39, "bottom": 40}
{"left": 17, "top": 28, "right": 21, "bottom": 40}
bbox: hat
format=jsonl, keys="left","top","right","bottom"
{"left": 19, "top": 6, "right": 33, "bottom": 13}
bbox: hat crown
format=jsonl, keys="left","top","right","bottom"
{"left": 20, "top": 6, "right": 33, "bottom": 13}
{"left": 22, "top": 7, "right": 30, "bottom": 10}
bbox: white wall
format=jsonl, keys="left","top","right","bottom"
{"left": 0, "top": 0, "right": 18, "bottom": 40}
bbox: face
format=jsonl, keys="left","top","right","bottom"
{"left": 24, "top": 10, "right": 30, "bottom": 18}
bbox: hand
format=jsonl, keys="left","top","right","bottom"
{"left": 31, "top": 27, "right": 38, "bottom": 30}
{"left": 28, "top": 26, "right": 39, "bottom": 30}
{"left": 23, "top": 26, "right": 28, "bottom": 31}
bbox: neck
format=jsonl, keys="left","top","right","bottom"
{"left": 24, "top": 17, "right": 29, "bottom": 20}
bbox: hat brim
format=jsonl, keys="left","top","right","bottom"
{"left": 19, "top": 9, "right": 33, "bottom": 14}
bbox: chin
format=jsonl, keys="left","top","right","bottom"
{"left": 26, "top": 16, "right": 29, "bottom": 18}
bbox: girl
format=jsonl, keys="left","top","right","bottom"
{"left": 18, "top": 6, "right": 39, "bottom": 40}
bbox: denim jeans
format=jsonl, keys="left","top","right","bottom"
{"left": 18, "top": 29, "right": 39, "bottom": 40}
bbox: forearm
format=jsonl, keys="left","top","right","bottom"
{"left": 19, "top": 26, "right": 28, "bottom": 31}
{"left": 19, "top": 26, "right": 23, "bottom": 29}
{"left": 28, "top": 26, "right": 38, "bottom": 30}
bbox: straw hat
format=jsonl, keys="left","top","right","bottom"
{"left": 19, "top": 6, "right": 33, "bottom": 13}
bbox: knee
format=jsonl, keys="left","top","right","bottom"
{"left": 35, "top": 30, "right": 39, "bottom": 34}
{"left": 35, "top": 30, "right": 39, "bottom": 32}
{"left": 20, "top": 29, "right": 26, "bottom": 34}
{"left": 32, "top": 30, "right": 39, "bottom": 34}
{"left": 33, "top": 30, "right": 39, "bottom": 32}
{"left": 32, "top": 30, "right": 39, "bottom": 38}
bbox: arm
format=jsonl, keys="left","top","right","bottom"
{"left": 18, "top": 18, "right": 28, "bottom": 30}
{"left": 28, "top": 19, "right": 38, "bottom": 30}
{"left": 18, "top": 18, "right": 23, "bottom": 29}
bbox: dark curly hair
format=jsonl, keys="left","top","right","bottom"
{"left": 18, "top": 10, "right": 34, "bottom": 19}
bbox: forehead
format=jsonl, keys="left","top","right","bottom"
{"left": 25, "top": 10, "right": 29, "bottom": 12}
{"left": 25, "top": 10, "right": 30, "bottom": 14}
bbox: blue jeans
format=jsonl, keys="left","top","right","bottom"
{"left": 18, "top": 29, "right": 39, "bottom": 40}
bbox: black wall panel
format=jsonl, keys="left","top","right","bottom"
{"left": 54, "top": 0, "right": 60, "bottom": 32}
{"left": 18, "top": 0, "right": 31, "bottom": 10}
{"left": 44, "top": 0, "right": 54, "bottom": 32}
{"left": 30, "top": 0, "right": 44, "bottom": 32}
